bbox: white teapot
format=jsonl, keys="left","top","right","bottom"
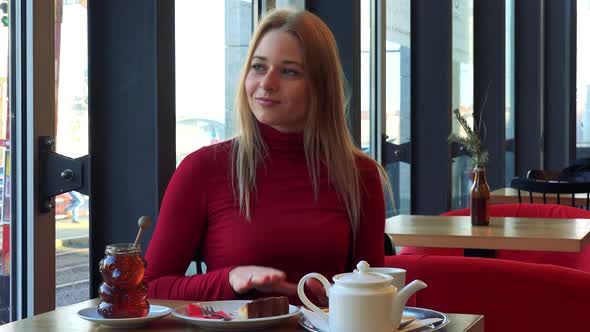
{"left": 297, "top": 261, "right": 427, "bottom": 332}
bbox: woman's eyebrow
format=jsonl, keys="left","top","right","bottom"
{"left": 282, "top": 60, "right": 303, "bottom": 68}
{"left": 252, "top": 55, "right": 303, "bottom": 67}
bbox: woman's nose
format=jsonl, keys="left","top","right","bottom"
{"left": 260, "top": 71, "right": 279, "bottom": 92}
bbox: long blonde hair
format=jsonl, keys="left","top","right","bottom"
{"left": 232, "top": 9, "right": 391, "bottom": 246}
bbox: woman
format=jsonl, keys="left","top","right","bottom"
{"left": 144, "top": 8, "right": 389, "bottom": 302}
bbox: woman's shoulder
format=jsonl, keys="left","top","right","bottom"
{"left": 178, "top": 139, "right": 234, "bottom": 170}
{"left": 353, "top": 150, "right": 380, "bottom": 176}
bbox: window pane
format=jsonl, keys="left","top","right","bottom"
{"left": 384, "top": 0, "right": 411, "bottom": 216}
{"left": 54, "top": 0, "right": 90, "bottom": 307}
{"left": 577, "top": 0, "right": 590, "bottom": 157}
{"left": 506, "top": 0, "right": 515, "bottom": 185}
{"left": 360, "top": 0, "right": 371, "bottom": 153}
{"left": 275, "top": 0, "right": 304, "bottom": 9}
{"left": 0, "top": 0, "right": 11, "bottom": 324}
{"left": 175, "top": 0, "right": 252, "bottom": 166}
{"left": 451, "top": 0, "right": 474, "bottom": 210}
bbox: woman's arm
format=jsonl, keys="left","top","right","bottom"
{"left": 144, "top": 148, "right": 237, "bottom": 300}
{"left": 353, "top": 159, "right": 386, "bottom": 267}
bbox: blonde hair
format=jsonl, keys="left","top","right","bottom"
{"left": 232, "top": 8, "right": 392, "bottom": 246}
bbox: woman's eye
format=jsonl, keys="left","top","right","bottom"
{"left": 251, "top": 63, "right": 265, "bottom": 71}
{"left": 282, "top": 68, "right": 300, "bottom": 76}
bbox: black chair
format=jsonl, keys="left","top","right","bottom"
{"left": 561, "top": 158, "right": 590, "bottom": 181}
{"left": 510, "top": 169, "right": 590, "bottom": 209}
{"left": 384, "top": 233, "right": 396, "bottom": 256}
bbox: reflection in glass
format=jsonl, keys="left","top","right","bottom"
{"left": 175, "top": 0, "right": 252, "bottom": 166}
{"left": 577, "top": 0, "right": 590, "bottom": 157}
{"left": 0, "top": 0, "right": 11, "bottom": 324}
{"left": 451, "top": 0, "right": 474, "bottom": 210}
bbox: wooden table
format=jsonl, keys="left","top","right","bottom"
{"left": 491, "top": 187, "right": 589, "bottom": 207}
{"left": 386, "top": 214, "right": 590, "bottom": 257}
{"left": 0, "top": 299, "right": 484, "bottom": 331}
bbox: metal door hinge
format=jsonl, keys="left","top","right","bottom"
{"left": 382, "top": 134, "right": 411, "bottom": 165}
{"left": 38, "top": 136, "right": 89, "bottom": 213}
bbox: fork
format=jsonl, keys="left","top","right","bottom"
{"left": 201, "top": 305, "right": 231, "bottom": 321}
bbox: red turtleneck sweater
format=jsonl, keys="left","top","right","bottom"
{"left": 143, "top": 123, "right": 385, "bottom": 301}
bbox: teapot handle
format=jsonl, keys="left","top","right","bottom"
{"left": 297, "top": 273, "right": 331, "bottom": 321}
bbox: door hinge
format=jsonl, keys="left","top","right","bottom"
{"left": 38, "top": 136, "right": 89, "bottom": 213}
{"left": 382, "top": 134, "right": 411, "bottom": 165}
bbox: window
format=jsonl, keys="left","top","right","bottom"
{"left": 54, "top": 0, "right": 90, "bottom": 307}
{"left": 361, "top": 0, "right": 411, "bottom": 217}
{"left": 451, "top": 0, "right": 474, "bottom": 210}
{"left": 175, "top": 0, "right": 253, "bottom": 166}
{"left": 506, "top": 0, "right": 515, "bottom": 185}
{"left": 384, "top": 0, "right": 411, "bottom": 216}
{"left": 0, "top": 0, "right": 10, "bottom": 323}
{"left": 360, "top": 0, "right": 371, "bottom": 152}
{"left": 577, "top": 0, "right": 590, "bottom": 157}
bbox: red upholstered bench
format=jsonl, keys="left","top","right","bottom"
{"left": 385, "top": 254, "right": 590, "bottom": 332}
{"left": 399, "top": 203, "right": 590, "bottom": 272}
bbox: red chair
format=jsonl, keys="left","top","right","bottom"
{"left": 385, "top": 254, "right": 590, "bottom": 332}
{"left": 399, "top": 203, "right": 590, "bottom": 272}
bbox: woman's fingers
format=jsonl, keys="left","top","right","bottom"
{"left": 270, "top": 280, "right": 298, "bottom": 296}
{"left": 229, "top": 266, "right": 287, "bottom": 294}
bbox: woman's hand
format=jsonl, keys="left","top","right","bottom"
{"left": 229, "top": 266, "right": 288, "bottom": 294}
{"left": 228, "top": 266, "right": 328, "bottom": 306}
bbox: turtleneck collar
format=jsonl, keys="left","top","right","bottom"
{"left": 257, "top": 121, "right": 304, "bottom": 152}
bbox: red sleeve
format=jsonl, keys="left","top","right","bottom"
{"left": 143, "top": 148, "right": 237, "bottom": 301}
{"left": 353, "top": 159, "right": 386, "bottom": 267}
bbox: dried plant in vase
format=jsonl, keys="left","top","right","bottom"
{"left": 448, "top": 108, "right": 491, "bottom": 226}
{"left": 447, "top": 108, "right": 488, "bottom": 169}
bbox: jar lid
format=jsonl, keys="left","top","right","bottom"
{"left": 105, "top": 243, "right": 142, "bottom": 255}
{"left": 332, "top": 261, "right": 392, "bottom": 286}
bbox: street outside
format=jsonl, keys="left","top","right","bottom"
{"left": 56, "top": 214, "right": 89, "bottom": 307}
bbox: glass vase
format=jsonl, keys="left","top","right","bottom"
{"left": 470, "top": 167, "right": 490, "bottom": 226}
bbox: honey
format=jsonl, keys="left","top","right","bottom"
{"left": 98, "top": 243, "right": 149, "bottom": 318}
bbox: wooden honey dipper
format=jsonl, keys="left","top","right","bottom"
{"left": 133, "top": 216, "right": 153, "bottom": 248}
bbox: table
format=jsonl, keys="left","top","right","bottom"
{"left": 0, "top": 299, "right": 484, "bottom": 331}
{"left": 491, "top": 187, "right": 589, "bottom": 207}
{"left": 386, "top": 214, "right": 590, "bottom": 257}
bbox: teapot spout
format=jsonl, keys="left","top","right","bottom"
{"left": 391, "top": 280, "right": 427, "bottom": 329}
{"left": 395, "top": 280, "right": 427, "bottom": 308}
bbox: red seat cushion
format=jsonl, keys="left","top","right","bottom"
{"left": 399, "top": 203, "right": 590, "bottom": 272}
{"left": 385, "top": 254, "right": 590, "bottom": 332}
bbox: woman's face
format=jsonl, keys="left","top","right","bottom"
{"left": 245, "top": 30, "right": 309, "bottom": 133}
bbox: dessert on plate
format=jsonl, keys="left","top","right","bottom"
{"left": 237, "top": 296, "right": 289, "bottom": 319}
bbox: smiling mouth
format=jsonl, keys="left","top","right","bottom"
{"left": 255, "top": 97, "right": 281, "bottom": 106}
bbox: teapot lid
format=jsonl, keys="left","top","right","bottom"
{"left": 333, "top": 261, "right": 392, "bottom": 286}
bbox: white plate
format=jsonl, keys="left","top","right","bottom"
{"left": 172, "top": 300, "right": 300, "bottom": 331}
{"left": 77, "top": 304, "right": 172, "bottom": 328}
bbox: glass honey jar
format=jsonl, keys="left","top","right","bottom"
{"left": 98, "top": 243, "right": 149, "bottom": 318}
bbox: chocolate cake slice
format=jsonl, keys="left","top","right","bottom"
{"left": 237, "top": 296, "right": 289, "bottom": 319}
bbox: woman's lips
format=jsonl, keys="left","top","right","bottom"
{"left": 255, "top": 97, "right": 281, "bottom": 107}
